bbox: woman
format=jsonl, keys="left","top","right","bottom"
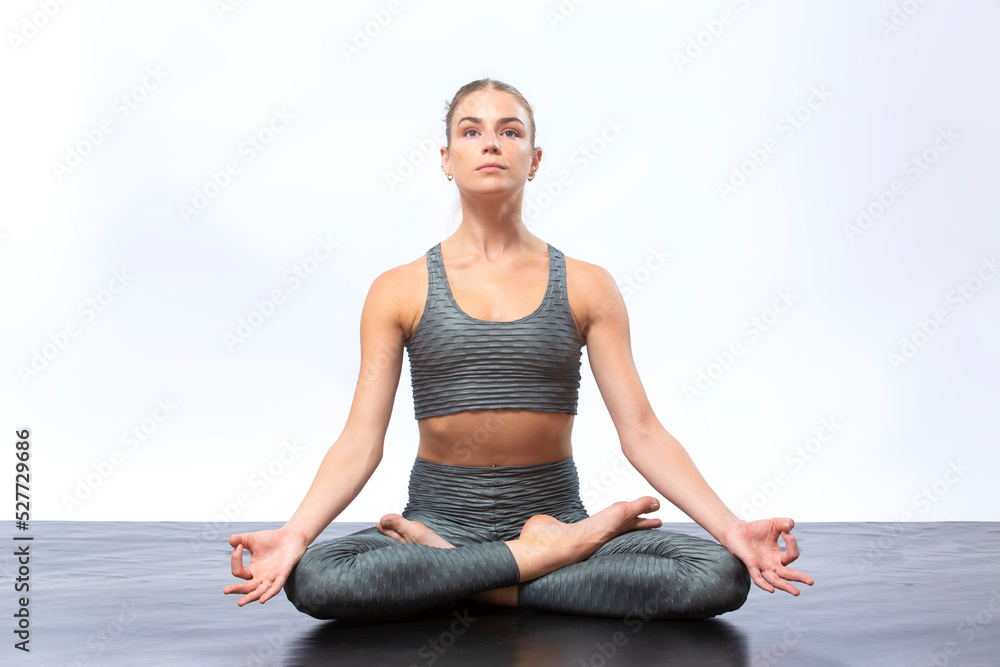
{"left": 223, "top": 78, "right": 814, "bottom": 621}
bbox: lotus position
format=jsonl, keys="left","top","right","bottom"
{"left": 223, "top": 78, "right": 814, "bottom": 621}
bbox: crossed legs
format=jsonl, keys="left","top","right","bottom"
{"left": 284, "top": 455, "right": 749, "bottom": 622}
{"left": 284, "top": 499, "right": 750, "bottom": 622}
{"left": 376, "top": 497, "right": 664, "bottom": 607}
{"left": 379, "top": 506, "right": 750, "bottom": 619}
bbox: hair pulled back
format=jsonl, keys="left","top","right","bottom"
{"left": 443, "top": 78, "right": 537, "bottom": 150}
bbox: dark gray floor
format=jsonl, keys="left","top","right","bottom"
{"left": 2, "top": 521, "right": 998, "bottom": 666}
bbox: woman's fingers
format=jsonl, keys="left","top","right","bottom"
{"left": 223, "top": 579, "right": 257, "bottom": 597}
{"left": 762, "top": 568, "right": 800, "bottom": 596}
{"left": 733, "top": 517, "right": 812, "bottom": 597}
{"left": 777, "top": 565, "right": 815, "bottom": 587}
{"left": 748, "top": 566, "right": 775, "bottom": 594}
{"left": 230, "top": 543, "right": 252, "bottom": 579}
{"left": 236, "top": 579, "right": 269, "bottom": 606}
{"left": 224, "top": 531, "right": 296, "bottom": 607}
{"left": 757, "top": 564, "right": 814, "bottom": 596}
{"left": 259, "top": 574, "right": 287, "bottom": 604}
{"left": 225, "top": 575, "right": 266, "bottom": 601}
{"left": 780, "top": 531, "right": 801, "bottom": 565}
{"left": 769, "top": 518, "right": 794, "bottom": 540}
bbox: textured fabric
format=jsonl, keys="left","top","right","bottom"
{"left": 399, "top": 456, "right": 589, "bottom": 544}
{"left": 282, "top": 527, "right": 518, "bottom": 622}
{"left": 404, "top": 242, "right": 584, "bottom": 420}
{"left": 284, "top": 456, "right": 751, "bottom": 621}
{"left": 517, "top": 527, "right": 753, "bottom": 620}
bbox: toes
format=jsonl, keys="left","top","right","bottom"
{"left": 602, "top": 498, "right": 659, "bottom": 523}
{"left": 627, "top": 496, "right": 659, "bottom": 515}
{"left": 376, "top": 515, "right": 407, "bottom": 542}
{"left": 628, "top": 518, "right": 662, "bottom": 533}
{"left": 377, "top": 525, "right": 402, "bottom": 542}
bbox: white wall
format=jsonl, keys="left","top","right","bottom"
{"left": 2, "top": 1, "right": 997, "bottom": 526}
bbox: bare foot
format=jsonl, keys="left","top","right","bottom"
{"left": 376, "top": 514, "right": 454, "bottom": 548}
{"left": 376, "top": 499, "right": 661, "bottom": 604}
{"left": 507, "top": 496, "right": 662, "bottom": 582}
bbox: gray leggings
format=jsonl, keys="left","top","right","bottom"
{"left": 284, "top": 456, "right": 750, "bottom": 621}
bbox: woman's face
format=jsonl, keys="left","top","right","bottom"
{"left": 442, "top": 88, "right": 541, "bottom": 195}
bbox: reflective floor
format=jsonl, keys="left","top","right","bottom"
{"left": 3, "top": 521, "right": 998, "bottom": 666}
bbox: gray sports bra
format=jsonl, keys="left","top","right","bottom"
{"left": 405, "top": 242, "right": 584, "bottom": 420}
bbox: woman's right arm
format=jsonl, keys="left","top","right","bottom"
{"left": 224, "top": 268, "right": 408, "bottom": 605}
{"left": 283, "top": 268, "right": 406, "bottom": 542}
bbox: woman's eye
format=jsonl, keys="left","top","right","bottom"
{"left": 462, "top": 128, "right": 519, "bottom": 138}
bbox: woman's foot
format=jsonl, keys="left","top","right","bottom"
{"left": 376, "top": 514, "right": 454, "bottom": 548}
{"left": 507, "top": 496, "right": 662, "bottom": 582}
{"left": 376, "top": 498, "right": 662, "bottom": 605}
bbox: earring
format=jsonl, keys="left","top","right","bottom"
{"left": 446, "top": 172, "right": 453, "bottom": 181}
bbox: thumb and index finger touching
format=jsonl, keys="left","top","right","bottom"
{"left": 229, "top": 534, "right": 256, "bottom": 580}
{"left": 773, "top": 518, "right": 816, "bottom": 589}
{"left": 229, "top": 533, "right": 251, "bottom": 549}
{"left": 230, "top": 541, "right": 253, "bottom": 580}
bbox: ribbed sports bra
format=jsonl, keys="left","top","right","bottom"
{"left": 405, "top": 242, "right": 584, "bottom": 420}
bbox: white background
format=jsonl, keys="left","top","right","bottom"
{"left": 2, "top": 0, "right": 997, "bottom": 525}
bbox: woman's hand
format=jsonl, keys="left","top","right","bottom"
{"left": 719, "top": 517, "right": 815, "bottom": 595}
{"left": 223, "top": 528, "right": 309, "bottom": 606}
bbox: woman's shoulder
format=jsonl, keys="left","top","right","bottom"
{"left": 371, "top": 242, "right": 435, "bottom": 278}
{"left": 561, "top": 251, "right": 617, "bottom": 293}
{"left": 558, "top": 250, "right": 626, "bottom": 335}
{"left": 367, "top": 249, "right": 430, "bottom": 297}
{"left": 360, "top": 249, "right": 434, "bottom": 333}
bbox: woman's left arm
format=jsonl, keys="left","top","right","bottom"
{"left": 575, "top": 260, "right": 814, "bottom": 595}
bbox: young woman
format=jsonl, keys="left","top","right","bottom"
{"left": 223, "top": 78, "right": 814, "bottom": 621}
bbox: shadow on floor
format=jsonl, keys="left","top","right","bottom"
{"left": 285, "top": 599, "right": 748, "bottom": 667}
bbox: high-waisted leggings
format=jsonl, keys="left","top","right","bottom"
{"left": 283, "top": 456, "right": 750, "bottom": 622}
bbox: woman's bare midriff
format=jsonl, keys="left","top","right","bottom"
{"left": 416, "top": 409, "right": 574, "bottom": 466}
